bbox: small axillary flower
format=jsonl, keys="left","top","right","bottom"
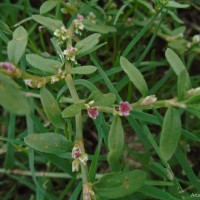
{"left": 141, "top": 95, "right": 157, "bottom": 106}
{"left": 83, "top": 183, "right": 96, "bottom": 200}
{"left": 54, "top": 25, "right": 70, "bottom": 44}
{"left": 0, "top": 62, "right": 16, "bottom": 73}
{"left": 63, "top": 46, "right": 78, "bottom": 64}
{"left": 73, "top": 14, "right": 84, "bottom": 35}
{"left": 72, "top": 143, "right": 88, "bottom": 172}
{"left": 118, "top": 101, "right": 132, "bottom": 116}
{"left": 87, "top": 107, "right": 99, "bottom": 119}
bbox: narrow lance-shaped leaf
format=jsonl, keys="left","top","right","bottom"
{"left": 76, "top": 33, "right": 101, "bottom": 56}
{"left": 86, "top": 91, "right": 116, "bottom": 106}
{"left": 159, "top": 108, "right": 182, "bottom": 161}
{"left": 7, "top": 26, "right": 28, "bottom": 64}
{"left": 120, "top": 56, "right": 148, "bottom": 97}
{"left": 165, "top": 48, "right": 191, "bottom": 100}
{"left": 71, "top": 65, "right": 97, "bottom": 75}
{"left": 24, "top": 133, "right": 73, "bottom": 154}
{"left": 108, "top": 116, "right": 124, "bottom": 172}
{"left": 62, "top": 103, "right": 86, "bottom": 118}
{"left": 26, "top": 54, "right": 61, "bottom": 74}
{"left": 93, "top": 170, "right": 146, "bottom": 199}
{"left": 0, "top": 74, "right": 30, "bottom": 115}
{"left": 40, "top": 0, "right": 58, "bottom": 14}
{"left": 40, "top": 87, "right": 65, "bottom": 129}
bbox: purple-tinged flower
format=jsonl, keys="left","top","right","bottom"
{"left": 0, "top": 62, "right": 15, "bottom": 73}
{"left": 72, "top": 144, "right": 81, "bottom": 159}
{"left": 77, "top": 14, "right": 84, "bottom": 21}
{"left": 119, "top": 101, "right": 131, "bottom": 116}
{"left": 87, "top": 107, "right": 99, "bottom": 119}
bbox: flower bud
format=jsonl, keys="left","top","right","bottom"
{"left": 141, "top": 95, "right": 157, "bottom": 106}
{"left": 119, "top": 101, "right": 131, "bottom": 116}
{"left": 73, "top": 14, "right": 84, "bottom": 35}
{"left": 72, "top": 159, "right": 80, "bottom": 172}
{"left": 87, "top": 107, "right": 99, "bottom": 119}
{"left": 0, "top": 62, "right": 16, "bottom": 73}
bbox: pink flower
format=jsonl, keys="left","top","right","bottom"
{"left": 119, "top": 101, "right": 131, "bottom": 116}
{"left": 0, "top": 62, "right": 15, "bottom": 73}
{"left": 87, "top": 107, "right": 99, "bottom": 119}
{"left": 72, "top": 145, "right": 81, "bottom": 159}
{"left": 77, "top": 14, "right": 84, "bottom": 21}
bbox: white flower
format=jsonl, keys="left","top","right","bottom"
{"left": 54, "top": 26, "right": 70, "bottom": 44}
{"left": 73, "top": 14, "right": 84, "bottom": 35}
{"left": 50, "top": 76, "right": 59, "bottom": 84}
{"left": 79, "top": 153, "right": 88, "bottom": 165}
{"left": 63, "top": 46, "right": 78, "bottom": 63}
{"left": 72, "top": 159, "right": 80, "bottom": 172}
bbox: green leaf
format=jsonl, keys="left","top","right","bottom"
{"left": 108, "top": 116, "right": 124, "bottom": 172}
{"left": 0, "top": 74, "right": 30, "bottom": 115}
{"left": 40, "top": 0, "right": 58, "bottom": 14}
{"left": 32, "top": 15, "right": 63, "bottom": 31}
{"left": 40, "top": 87, "right": 65, "bottom": 129}
{"left": 165, "top": 48, "right": 191, "bottom": 100}
{"left": 62, "top": 103, "right": 86, "bottom": 118}
{"left": 177, "top": 70, "right": 190, "bottom": 100}
{"left": 76, "top": 33, "right": 101, "bottom": 55}
{"left": 83, "top": 20, "right": 116, "bottom": 34}
{"left": 71, "top": 65, "right": 97, "bottom": 75}
{"left": 86, "top": 91, "right": 116, "bottom": 106}
{"left": 0, "top": 20, "right": 12, "bottom": 35}
{"left": 120, "top": 56, "right": 148, "bottom": 96}
{"left": 26, "top": 54, "right": 61, "bottom": 74}
{"left": 7, "top": 26, "right": 28, "bottom": 64}
{"left": 93, "top": 170, "right": 146, "bottom": 199}
{"left": 165, "top": 48, "right": 185, "bottom": 76}
{"left": 159, "top": 108, "right": 182, "bottom": 161}
{"left": 24, "top": 133, "right": 72, "bottom": 154}
{"left": 166, "top": 1, "right": 190, "bottom": 8}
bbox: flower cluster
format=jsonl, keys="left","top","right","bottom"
{"left": 63, "top": 46, "right": 78, "bottom": 64}
{"left": 24, "top": 79, "right": 46, "bottom": 88}
{"left": 73, "top": 14, "right": 84, "bottom": 35}
{"left": 54, "top": 25, "right": 70, "bottom": 44}
{"left": 87, "top": 12, "right": 96, "bottom": 24}
{"left": 72, "top": 143, "right": 88, "bottom": 172}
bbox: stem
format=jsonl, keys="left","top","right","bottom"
{"left": 65, "top": 64, "right": 88, "bottom": 184}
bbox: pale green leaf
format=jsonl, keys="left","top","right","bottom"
{"left": 7, "top": 26, "right": 28, "bottom": 64}
{"left": 159, "top": 108, "right": 181, "bottom": 161}
{"left": 26, "top": 54, "right": 61, "bottom": 74}
{"left": 120, "top": 56, "right": 148, "bottom": 96}
{"left": 24, "top": 133, "right": 72, "bottom": 154}
{"left": 40, "top": 87, "right": 65, "bottom": 129}
{"left": 0, "top": 74, "right": 30, "bottom": 115}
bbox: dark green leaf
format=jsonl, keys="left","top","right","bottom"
{"left": 71, "top": 66, "right": 97, "bottom": 75}
{"left": 40, "top": 0, "right": 58, "bottom": 14}
{"left": 159, "top": 108, "right": 181, "bottom": 161}
{"left": 40, "top": 87, "right": 65, "bottom": 129}
{"left": 24, "top": 133, "right": 72, "bottom": 154}
{"left": 62, "top": 103, "right": 86, "bottom": 118}
{"left": 26, "top": 54, "right": 61, "bottom": 74}
{"left": 120, "top": 56, "right": 148, "bottom": 96}
{"left": 0, "top": 74, "right": 30, "bottom": 115}
{"left": 7, "top": 26, "right": 28, "bottom": 64}
{"left": 93, "top": 170, "right": 146, "bottom": 199}
{"left": 108, "top": 116, "right": 124, "bottom": 172}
